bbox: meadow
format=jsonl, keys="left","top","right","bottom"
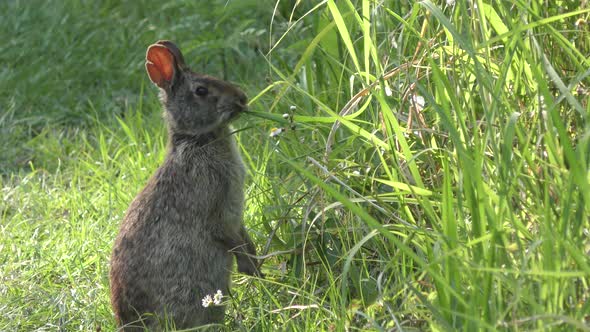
{"left": 1, "top": 0, "right": 589, "bottom": 331}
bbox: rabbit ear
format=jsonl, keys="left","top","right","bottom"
{"left": 154, "top": 40, "right": 187, "bottom": 69}
{"left": 145, "top": 41, "right": 186, "bottom": 89}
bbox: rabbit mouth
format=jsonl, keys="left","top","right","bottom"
{"left": 222, "top": 109, "right": 242, "bottom": 123}
{"left": 226, "top": 104, "right": 247, "bottom": 120}
{"left": 227, "top": 110, "right": 242, "bottom": 122}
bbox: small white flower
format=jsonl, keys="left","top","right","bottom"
{"left": 201, "top": 294, "right": 213, "bottom": 308}
{"left": 269, "top": 127, "right": 284, "bottom": 137}
{"left": 213, "top": 290, "right": 223, "bottom": 305}
{"left": 289, "top": 105, "right": 296, "bottom": 111}
{"left": 385, "top": 85, "right": 392, "bottom": 96}
{"left": 352, "top": 170, "right": 360, "bottom": 176}
{"left": 282, "top": 113, "right": 290, "bottom": 119}
{"left": 446, "top": 0, "right": 455, "bottom": 6}
{"left": 391, "top": 37, "right": 398, "bottom": 49}
{"left": 411, "top": 94, "right": 425, "bottom": 111}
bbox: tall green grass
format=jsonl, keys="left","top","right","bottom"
{"left": 1, "top": 0, "right": 588, "bottom": 331}
{"left": 245, "top": 0, "right": 590, "bottom": 330}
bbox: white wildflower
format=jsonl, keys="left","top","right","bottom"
{"left": 201, "top": 294, "right": 213, "bottom": 308}
{"left": 391, "top": 37, "right": 398, "bottom": 49}
{"left": 213, "top": 290, "right": 223, "bottom": 305}
{"left": 411, "top": 94, "right": 425, "bottom": 111}
{"left": 289, "top": 105, "right": 296, "bottom": 111}
{"left": 385, "top": 85, "right": 393, "bottom": 97}
{"left": 282, "top": 113, "right": 290, "bottom": 119}
{"left": 269, "top": 127, "right": 284, "bottom": 137}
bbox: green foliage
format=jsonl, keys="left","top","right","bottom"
{"left": 1, "top": 0, "right": 589, "bottom": 331}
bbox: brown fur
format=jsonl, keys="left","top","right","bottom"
{"left": 109, "top": 40, "right": 260, "bottom": 331}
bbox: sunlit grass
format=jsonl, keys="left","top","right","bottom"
{"left": 1, "top": 0, "right": 589, "bottom": 331}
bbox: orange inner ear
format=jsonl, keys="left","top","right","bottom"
{"left": 145, "top": 45, "right": 175, "bottom": 88}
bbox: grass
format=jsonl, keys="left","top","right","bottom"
{"left": 1, "top": 0, "right": 589, "bottom": 331}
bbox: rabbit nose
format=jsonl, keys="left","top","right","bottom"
{"left": 237, "top": 92, "right": 248, "bottom": 106}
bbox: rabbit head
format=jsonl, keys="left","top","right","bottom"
{"left": 145, "top": 40, "right": 248, "bottom": 136}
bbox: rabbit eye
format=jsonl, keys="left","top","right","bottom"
{"left": 195, "top": 86, "right": 208, "bottom": 96}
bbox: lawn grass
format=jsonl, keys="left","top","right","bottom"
{"left": 1, "top": 0, "right": 589, "bottom": 331}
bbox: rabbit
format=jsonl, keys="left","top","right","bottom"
{"left": 109, "top": 40, "right": 261, "bottom": 331}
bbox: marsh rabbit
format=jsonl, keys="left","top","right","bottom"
{"left": 110, "top": 40, "right": 261, "bottom": 331}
